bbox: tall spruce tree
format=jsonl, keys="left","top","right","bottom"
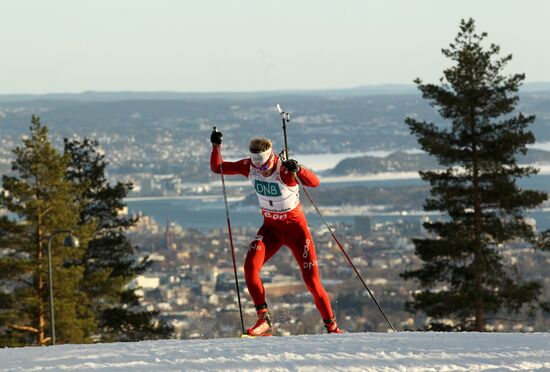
{"left": 0, "top": 118, "right": 172, "bottom": 347}
{"left": 0, "top": 116, "right": 96, "bottom": 346}
{"left": 64, "top": 138, "right": 173, "bottom": 341}
{"left": 402, "top": 19, "right": 547, "bottom": 331}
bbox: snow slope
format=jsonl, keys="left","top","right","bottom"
{"left": 2, "top": 332, "right": 549, "bottom": 371}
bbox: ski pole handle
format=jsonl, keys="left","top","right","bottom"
{"left": 277, "top": 104, "right": 290, "bottom": 121}
{"left": 211, "top": 126, "right": 223, "bottom": 146}
{"left": 277, "top": 105, "right": 290, "bottom": 160}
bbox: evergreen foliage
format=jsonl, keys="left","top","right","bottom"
{"left": 0, "top": 117, "right": 172, "bottom": 346}
{"left": 0, "top": 116, "right": 95, "bottom": 346}
{"left": 64, "top": 138, "right": 173, "bottom": 341}
{"left": 402, "top": 19, "right": 548, "bottom": 331}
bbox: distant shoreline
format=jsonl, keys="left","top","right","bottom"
{"left": 126, "top": 166, "right": 550, "bottom": 201}
{"left": 126, "top": 195, "right": 220, "bottom": 202}
{"left": 125, "top": 195, "right": 246, "bottom": 202}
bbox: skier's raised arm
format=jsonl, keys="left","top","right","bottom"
{"left": 281, "top": 159, "right": 320, "bottom": 188}
{"left": 209, "top": 129, "right": 250, "bottom": 177}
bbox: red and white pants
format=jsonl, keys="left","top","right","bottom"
{"left": 244, "top": 212, "right": 334, "bottom": 320}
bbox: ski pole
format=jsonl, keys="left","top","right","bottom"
{"left": 214, "top": 127, "right": 246, "bottom": 335}
{"left": 277, "top": 104, "right": 290, "bottom": 160}
{"left": 275, "top": 106, "right": 397, "bottom": 332}
{"left": 300, "top": 185, "right": 396, "bottom": 332}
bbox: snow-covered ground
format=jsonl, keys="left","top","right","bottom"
{"left": 2, "top": 332, "right": 549, "bottom": 371}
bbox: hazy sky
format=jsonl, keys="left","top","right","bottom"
{"left": 2, "top": 0, "right": 549, "bottom": 94}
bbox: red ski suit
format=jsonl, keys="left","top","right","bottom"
{"left": 210, "top": 145, "right": 334, "bottom": 320}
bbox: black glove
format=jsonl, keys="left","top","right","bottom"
{"left": 210, "top": 128, "right": 222, "bottom": 146}
{"left": 283, "top": 159, "right": 300, "bottom": 173}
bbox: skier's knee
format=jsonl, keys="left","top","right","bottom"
{"left": 249, "top": 236, "right": 265, "bottom": 252}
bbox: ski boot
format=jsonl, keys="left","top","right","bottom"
{"left": 324, "top": 316, "right": 344, "bottom": 334}
{"left": 246, "top": 304, "right": 273, "bottom": 337}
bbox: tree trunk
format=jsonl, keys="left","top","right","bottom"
{"left": 36, "top": 182, "right": 46, "bottom": 345}
{"left": 471, "top": 114, "right": 485, "bottom": 332}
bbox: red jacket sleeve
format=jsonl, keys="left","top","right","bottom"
{"left": 210, "top": 145, "right": 250, "bottom": 177}
{"left": 280, "top": 160, "right": 320, "bottom": 187}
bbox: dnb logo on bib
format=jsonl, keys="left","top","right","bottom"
{"left": 254, "top": 180, "right": 282, "bottom": 197}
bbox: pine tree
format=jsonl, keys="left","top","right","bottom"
{"left": 402, "top": 19, "right": 547, "bottom": 331}
{"left": 64, "top": 138, "right": 173, "bottom": 341}
{"left": 0, "top": 116, "right": 96, "bottom": 346}
{"left": 0, "top": 118, "right": 172, "bottom": 347}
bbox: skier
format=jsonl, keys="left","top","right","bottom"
{"left": 210, "top": 129, "right": 343, "bottom": 336}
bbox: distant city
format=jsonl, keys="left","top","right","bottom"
{"left": 126, "top": 211, "right": 549, "bottom": 337}
{"left": 3, "top": 87, "right": 550, "bottom": 195}
{"left": 1, "top": 88, "right": 550, "bottom": 336}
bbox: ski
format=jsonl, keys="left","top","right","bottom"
{"left": 240, "top": 334, "right": 273, "bottom": 338}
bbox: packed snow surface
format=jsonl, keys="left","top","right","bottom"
{"left": 2, "top": 332, "right": 549, "bottom": 371}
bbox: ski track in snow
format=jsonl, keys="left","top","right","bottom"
{"left": 1, "top": 332, "right": 549, "bottom": 371}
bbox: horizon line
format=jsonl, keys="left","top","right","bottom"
{"left": 0, "top": 83, "right": 418, "bottom": 97}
